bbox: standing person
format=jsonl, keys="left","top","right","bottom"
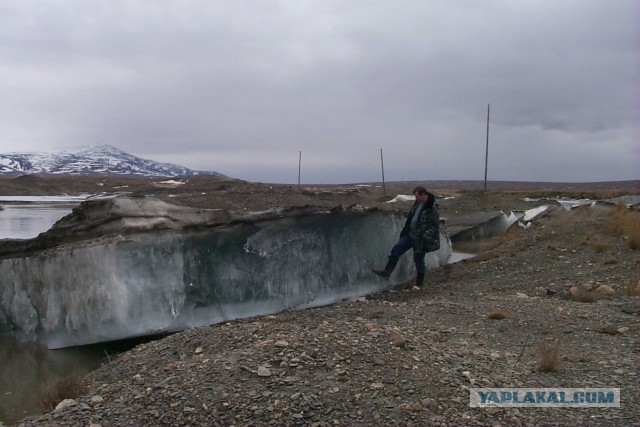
{"left": 372, "top": 185, "right": 440, "bottom": 287}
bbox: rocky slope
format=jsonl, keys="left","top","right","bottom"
{"left": 13, "top": 186, "right": 640, "bottom": 426}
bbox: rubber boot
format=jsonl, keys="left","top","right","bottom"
{"left": 373, "top": 259, "right": 397, "bottom": 279}
{"left": 416, "top": 271, "right": 425, "bottom": 287}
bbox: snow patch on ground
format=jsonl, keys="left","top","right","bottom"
{"left": 158, "top": 179, "right": 186, "bottom": 186}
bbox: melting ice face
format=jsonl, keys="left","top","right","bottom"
{"left": 0, "top": 210, "right": 452, "bottom": 348}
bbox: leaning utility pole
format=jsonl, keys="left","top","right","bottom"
{"left": 298, "top": 151, "right": 302, "bottom": 190}
{"left": 483, "top": 104, "right": 490, "bottom": 194}
{"left": 380, "top": 148, "right": 386, "bottom": 195}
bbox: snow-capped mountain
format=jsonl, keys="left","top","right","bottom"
{"left": 0, "top": 145, "right": 225, "bottom": 178}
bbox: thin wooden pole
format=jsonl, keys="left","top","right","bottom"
{"left": 483, "top": 104, "right": 490, "bottom": 194}
{"left": 298, "top": 151, "right": 301, "bottom": 190}
{"left": 380, "top": 148, "right": 386, "bottom": 195}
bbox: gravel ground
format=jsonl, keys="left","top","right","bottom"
{"left": 13, "top": 184, "right": 640, "bottom": 426}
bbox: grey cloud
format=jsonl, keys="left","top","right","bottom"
{"left": 0, "top": 0, "right": 637, "bottom": 183}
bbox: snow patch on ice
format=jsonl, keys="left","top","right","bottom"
{"left": 556, "top": 199, "right": 592, "bottom": 210}
{"left": 386, "top": 195, "right": 415, "bottom": 203}
{"left": 523, "top": 205, "right": 550, "bottom": 222}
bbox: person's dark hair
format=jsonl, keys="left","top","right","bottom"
{"left": 412, "top": 185, "right": 428, "bottom": 195}
{"left": 425, "top": 192, "right": 435, "bottom": 208}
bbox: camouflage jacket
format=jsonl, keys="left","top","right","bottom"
{"left": 400, "top": 201, "right": 440, "bottom": 253}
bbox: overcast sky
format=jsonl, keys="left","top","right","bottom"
{"left": 0, "top": 1, "right": 638, "bottom": 184}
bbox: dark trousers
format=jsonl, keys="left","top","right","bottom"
{"left": 389, "top": 234, "right": 426, "bottom": 274}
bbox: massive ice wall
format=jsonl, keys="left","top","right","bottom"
{"left": 0, "top": 210, "right": 451, "bottom": 348}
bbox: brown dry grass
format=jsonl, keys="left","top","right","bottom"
{"left": 610, "top": 203, "right": 640, "bottom": 250}
{"left": 537, "top": 341, "right": 560, "bottom": 372}
{"left": 548, "top": 242, "right": 566, "bottom": 250}
{"left": 591, "top": 239, "right": 613, "bottom": 253}
{"left": 486, "top": 310, "right": 509, "bottom": 320}
{"left": 41, "top": 375, "right": 87, "bottom": 411}
{"left": 570, "top": 287, "right": 602, "bottom": 303}
{"left": 465, "top": 227, "right": 524, "bottom": 263}
{"left": 480, "top": 228, "right": 523, "bottom": 253}
{"left": 467, "top": 252, "right": 493, "bottom": 263}
{"left": 624, "top": 278, "right": 640, "bottom": 296}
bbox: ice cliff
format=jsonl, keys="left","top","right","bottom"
{"left": 0, "top": 197, "right": 452, "bottom": 348}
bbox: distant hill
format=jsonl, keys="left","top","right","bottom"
{"left": 0, "top": 145, "right": 226, "bottom": 178}
{"left": 392, "top": 180, "right": 640, "bottom": 191}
